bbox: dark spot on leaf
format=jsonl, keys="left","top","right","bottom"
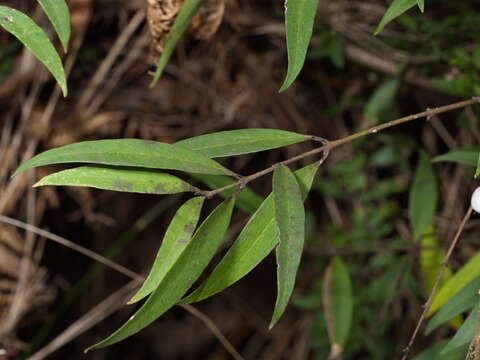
{"left": 114, "top": 181, "right": 133, "bottom": 192}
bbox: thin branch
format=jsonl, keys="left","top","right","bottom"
{"left": 401, "top": 206, "right": 474, "bottom": 360}
{"left": 0, "top": 215, "right": 244, "bottom": 360}
{"left": 198, "top": 97, "right": 479, "bottom": 198}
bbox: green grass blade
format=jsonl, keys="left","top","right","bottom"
{"left": 279, "top": 0, "right": 320, "bottom": 92}
{"left": 409, "top": 151, "right": 437, "bottom": 239}
{"left": 129, "top": 197, "right": 205, "bottom": 303}
{"left": 433, "top": 148, "right": 480, "bottom": 167}
{"left": 37, "top": 0, "right": 70, "bottom": 52}
{"left": 0, "top": 6, "right": 67, "bottom": 96}
{"left": 150, "top": 0, "right": 204, "bottom": 87}
{"left": 86, "top": 197, "right": 235, "bottom": 351}
{"left": 374, "top": 0, "right": 417, "bottom": 35}
{"left": 175, "top": 129, "right": 310, "bottom": 158}
{"left": 13, "top": 139, "right": 234, "bottom": 176}
{"left": 429, "top": 252, "right": 480, "bottom": 316}
{"left": 34, "top": 165, "right": 195, "bottom": 195}
{"left": 180, "top": 161, "right": 320, "bottom": 304}
{"left": 323, "top": 257, "right": 353, "bottom": 353}
{"left": 270, "top": 165, "right": 305, "bottom": 328}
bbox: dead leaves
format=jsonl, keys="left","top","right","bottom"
{"left": 146, "top": 0, "right": 225, "bottom": 61}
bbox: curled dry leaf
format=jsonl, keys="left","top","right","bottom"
{"left": 146, "top": 0, "right": 225, "bottom": 61}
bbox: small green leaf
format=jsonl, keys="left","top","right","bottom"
{"left": 279, "top": 0, "right": 320, "bottom": 92}
{"left": 86, "top": 197, "right": 235, "bottom": 351}
{"left": 412, "top": 340, "right": 469, "bottom": 360}
{"left": 433, "top": 148, "right": 480, "bottom": 167}
{"left": 37, "top": 0, "right": 70, "bottom": 52}
{"left": 374, "top": 0, "right": 418, "bottom": 35}
{"left": 191, "top": 173, "right": 263, "bottom": 214}
{"left": 441, "top": 303, "right": 479, "bottom": 354}
{"left": 34, "top": 165, "right": 195, "bottom": 195}
{"left": 14, "top": 139, "right": 234, "bottom": 177}
{"left": 409, "top": 151, "right": 437, "bottom": 239}
{"left": 364, "top": 78, "right": 399, "bottom": 124}
{"left": 429, "top": 252, "right": 480, "bottom": 316}
{"left": 175, "top": 129, "right": 310, "bottom": 158}
{"left": 417, "top": 0, "right": 424, "bottom": 12}
{"left": 181, "top": 162, "right": 320, "bottom": 304}
{"left": 129, "top": 197, "right": 205, "bottom": 303}
{"left": 323, "top": 257, "right": 353, "bottom": 353}
{"left": 151, "top": 0, "right": 203, "bottom": 87}
{"left": 270, "top": 164, "right": 305, "bottom": 328}
{"left": 426, "top": 277, "right": 480, "bottom": 335}
{"left": 0, "top": 6, "right": 67, "bottom": 96}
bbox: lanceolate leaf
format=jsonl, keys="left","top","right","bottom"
{"left": 270, "top": 165, "right": 305, "bottom": 328}
{"left": 426, "top": 277, "right": 480, "bottom": 335}
{"left": 433, "top": 148, "right": 480, "bottom": 167}
{"left": 86, "top": 197, "right": 235, "bottom": 351}
{"left": 129, "top": 197, "right": 205, "bottom": 304}
{"left": 364, "top": 78, "right": 399, "bottom": 124}
{"left": 429, "top": 252, "right": 480, "bottom": 316}
{"left": 279, "top": 0, "right": 320, "bottom": 92}
{"left": 409, "top": 151, "right": 437, "bottom": 239}
{"left": 14, "top": 139, "right": 234, "bottom": 176}
{"left": 191, "top": 173, "right": 263, "bottom": 214}
{"left": 37, "top": 0, "right": 70, "bottom": 51}
{"left": 175, "top": 129, "right": 310, "bottom": 158}
{"left": 323, "top": 257, "right": 353, "bottom": 353}
{"left": 375, "top": 0, "right": 417, "bottom": 35}
{"left": 441, "top": 303, "right": 479, "bottom": 355}
{"left": 0, "top": 6, "right": 67, "bottom": 96}
{"left": 34, "top": 165, "right": 195, "bottom": 195}
{"left": 151, "top": 0, "right": 203, "bottom": 87}
{"left": 181, "top": 161, "right": 320, "bottom": 304}
{"left": 475, "top": 152, "right": 480, "bottom": 178}
{"left": 412, "top": 341, "right": 469, "bottom": 360}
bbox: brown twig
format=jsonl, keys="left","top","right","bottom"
{"left": 401, "top": 206, "right": 474, "bottom": 360}
{"left": 196, "top": 97, "right": 479, "bottom": 199}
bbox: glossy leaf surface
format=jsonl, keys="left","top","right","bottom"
{"left": 14, "top": 139, "right": 233, "bottom": 176}
{"left": 270, "top": 165, "right": 305, "bottom": 328}
{"left": 86, "top": 197, "right": 235, "bottom": 351}
{"left": 279, "top": 0, "right": 320, "bottom": 91}
{"left": 129, "top": 197, "right": 205, "bottom": 303}
{"left": 175, "top": 129, "right": 310, "bottom": 158}
{"left": 181, "top": 162, "right": 320, "bottom": 304}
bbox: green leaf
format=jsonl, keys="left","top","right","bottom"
{"left": 180, "top": 161, "right": 320, "bottom": 304}
{"left": 34, "top": 165, "right": 195, "bottom": 195}
{"left": 441, "top": 303, "right": 479, "bottom": 354}
{"left": 270, "top": 164, "right": 305, "bottom": 328}
{"left": 417, "top": 0, "right": 424, "bottom": 12}
{"left": 14, "top": 139, "right": 234, "bottom": 177}
{"left": 191, "top": 173, "right": 263, "bottom": 214}
{"left": 429, "top": 252, "right": 480, "bottom": 316}
{"left": 37, "top": 0, "right": 70, "bottom": 52}
{"left": 151, "top": 0, "right": 203, "bottom": 87}
{"left": 374, "top": 0, "right": 418, "bottom": 35}
{"left": 409, "top": 151, "right": 437, "bottom": 239}
{"left": 433, "top": 148, "right": 480, "bottom": 167}
{"left": 0, "top": 6, "right": 67, "bottom": 96}
{"left": 364, "top": 78, "right": 399, "bottom": 124}
{"left": 323, "top": 257, "right": 353, "bottom": 353}
{"left": 426, "top": 277, "right": 480, "bottom": 335}
{"left": 175, "top": 129, "right": 310, "bottom": 158}
{"left": 86, "top": 197, "right": 235, "bottom": 351}
{"left": 412, "top": 341, "right": 468, "bottom": 360}
{"left": 129, "top": 197, "right": 205, "bottom": 304}
{"left": 279, "top": 0, "right": 320, "bottom": 92}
